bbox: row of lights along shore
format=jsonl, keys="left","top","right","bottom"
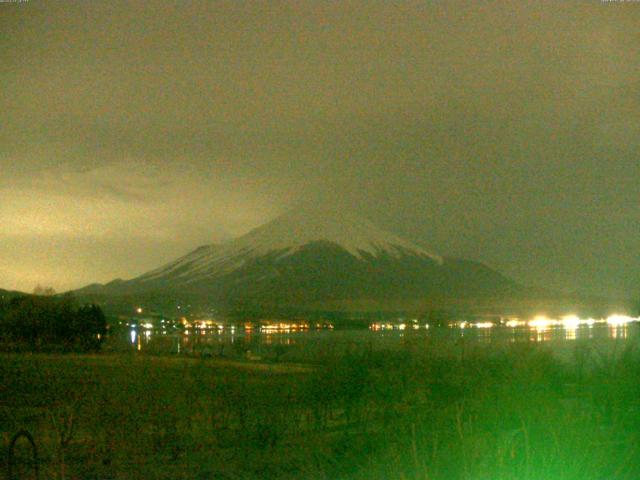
{"left": 369, "top": 314, "right": 639, "bottom": 331}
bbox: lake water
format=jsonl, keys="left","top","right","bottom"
{"left": 107, "top": 319, "right": 640, "bottom": 364}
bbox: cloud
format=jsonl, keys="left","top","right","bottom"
{"left": 0, "top": 1, "right": 639, "bottom": 295}
{"left": 0, "top": 158, "right": 291, "bottom": 290}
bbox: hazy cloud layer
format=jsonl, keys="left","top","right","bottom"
{"left": 1, "top": 1, "right": 639, "bottom": 296}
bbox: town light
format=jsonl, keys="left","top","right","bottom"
{"left": 529, "top": 316, "right": 557, "bottom": 329}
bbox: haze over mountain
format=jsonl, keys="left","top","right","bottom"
{"left": 78, "top": 206, "right": 518, "bottom": 311}
{"left": 2, "top": 3, "right": 639, "bottom": 297}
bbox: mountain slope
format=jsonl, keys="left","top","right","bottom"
{"left": 0, "top": 288, "right": 27, "bottom": 300}
{"left": 136, "top": 208, "right": 442, "bottom": 286}
{"left": 77, "top": 207, "right": 518, "bottom": 309}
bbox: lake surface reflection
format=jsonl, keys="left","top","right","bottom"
{"left": 109, "top": 320, "right": 640, "bottom": 363}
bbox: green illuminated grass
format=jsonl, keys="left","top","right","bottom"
{"left": 1, "top": 342, "right": 639, "bottom": 479}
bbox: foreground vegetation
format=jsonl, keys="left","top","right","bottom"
{"left": 1, "top": 339, "right": 640, "bottom": 479}
{"left": 0, "top": 294, "right": 106, "bottom": 353}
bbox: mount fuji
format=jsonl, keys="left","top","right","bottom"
{"left": 77, "top": 207, "right": 518, "bottom": 310}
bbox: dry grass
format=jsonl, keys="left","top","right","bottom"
{"left": 1, "top": 341, "right": 639, "bottom": 479}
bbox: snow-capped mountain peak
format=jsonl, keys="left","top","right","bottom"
{"left": 76, "top": 205, "right": 518, "bottom": 308}
{"left": 235, "top": 207, "right": 440, "bottom": 259}
{"left": 137, "top": 207, "right": 441, "bottom": 284}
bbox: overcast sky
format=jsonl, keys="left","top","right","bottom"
{"left": 1, "top": 1, "right": 639, "bottom": 297}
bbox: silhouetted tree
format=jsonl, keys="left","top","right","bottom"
{"left": 0, "top": 294, "right": 107, "bottom": 352}
{"left": 33, "top": 284, "right": 56, "bottom": 296}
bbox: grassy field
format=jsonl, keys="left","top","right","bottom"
{"left": 2, "top": 340, "right": 640, "bottom": 479}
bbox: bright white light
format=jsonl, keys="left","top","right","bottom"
{"left": 460, "top": 321, "right": 468, "bottom": 329}
{"left": 606, "top": 314, "right": 635, "bottom": 326}
{"left": 561, "top": 315, "right": 580, "bottom": 329}
{"left": 529, "top": 316, "right": 557, "bottom": 329}
{"left": 136, "top": 307, "right": 143, "bottom": 314}
{"left": 475, "top": 322, "right": 493, "bottom": 329}
{"left": 142, "top": 322, "right": 153, "bottom": 329}
{"left": 130, "top": 329, "right": 136, "bottom": 344}
{"left": 506, "top": 319, "right": 524, "bottom": 328}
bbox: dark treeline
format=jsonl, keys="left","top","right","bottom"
{"left": 0, "top": 294, "right": 106, "bottom": 352}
